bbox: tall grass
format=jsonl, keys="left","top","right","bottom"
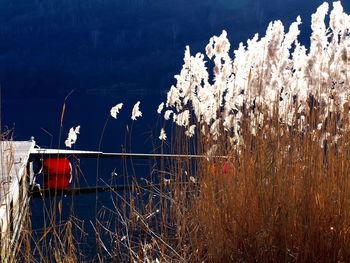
{"left": 56, "top": 101, "right": 349, "bottom": 262}
{"left": 185, "top": 104, "right": 350, "bottom": 262}
{"left": 106, "top": 2, "right": 350, "bottom": 261}
{"left": 102, "top": 100, "right": 350, "bottom": 262}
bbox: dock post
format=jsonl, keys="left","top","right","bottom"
{"left": 0, "top": 140, "right": 35, "bottom": 261}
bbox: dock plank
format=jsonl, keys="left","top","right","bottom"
{"left": 0, "top": 140, "right": 35, "bottom": 257}
{"left": 0, "top": 140, "right": 35, "bottom": 204}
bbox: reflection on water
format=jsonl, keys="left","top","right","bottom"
{"left": 86, "top": 83, "right": 168, "bottom": 97}
{"left": 218, "top": 0, "right": 250, "bottom": 10}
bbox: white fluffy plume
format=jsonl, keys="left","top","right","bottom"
{"left": 159, "top": 128, "right": 167, "bottom": 141}
{"left": 131, "top": 101, "right": 142, "bottom": 120}
{"left": 65, "top": 126, "right": 80, "bottom": 148}
{"left": 110, "top": 103, "right": 123, "bottom": 119}
{"left": 161, "top": 1, "right": 350, "bottom": 140}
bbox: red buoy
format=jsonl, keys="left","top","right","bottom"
{"left": 210, "top": 162, "right": 234, "bottom": 177}
{"left": 43, "top": 158, "right": 72, "bottom": 189}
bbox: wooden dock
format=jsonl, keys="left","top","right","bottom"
{"left": 0, "top": 140, "right": 35, "bottom": 260}
{"left": 31, "top": 148, "right": 209, "bottom": 159}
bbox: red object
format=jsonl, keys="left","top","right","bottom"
{"left": 211, "top": 162, "right": 234, "bottom": 177}
{"left": 222, "top": 162, "right": 230, "bottom": 174}
{"left": 43, "top": 158, "right": 72, "bottom": 189}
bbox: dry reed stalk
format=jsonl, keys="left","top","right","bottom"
{"left": 176, "top": 101, "right": 350, "bottom": 262}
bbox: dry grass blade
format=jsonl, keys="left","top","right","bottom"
{"left": 38, "top": 227, "right": 52, "bottom": 242}
{"left": 58, "top": 200, "right": 63, "bottom": 217}
{"left": 60, "top": 103, "right": 66, "bottom": 128}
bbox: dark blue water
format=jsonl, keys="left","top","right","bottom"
{"left": 3, "top": 0, "right": 349, "bottom": 260}
{"left": 3, "top": 0, "right": 349, "bottom": 145}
